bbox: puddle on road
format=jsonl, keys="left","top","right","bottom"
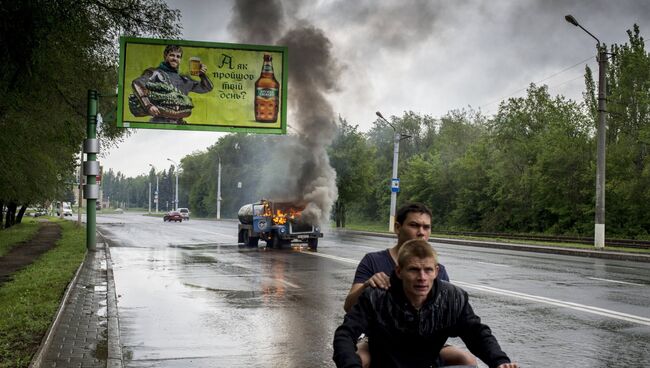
{"left": 91, "top": 329, "right": 109, "bottom": 360}
{"left": 170, "top": 242, "right": 236, "bottom": 249}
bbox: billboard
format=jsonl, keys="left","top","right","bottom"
{"left": 117, "top": 37, "right": 288, "bottom": 134}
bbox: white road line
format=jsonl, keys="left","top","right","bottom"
{"left": 453, "top": 281, "right": 650, "bottom": 327}
{"left": 301, "top": 251, "right": 359, "bottom": 265}
{"left": 177, "top": 227, "right": 237, "bottom": 238}
{"left": 476, "top": 261, "right": 510, "bottom": 267}
{"left": 306, "top": 251, "right": 650, "bottom": 327}
{"left": 276, "top": 278, "right": 300, "bottom": 289}
{"left": 587, "top": 277, "right": 646, "bottom": 287}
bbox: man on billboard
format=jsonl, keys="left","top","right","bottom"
{"left": 130, "top": 45, "right": 213, "bottom": 124}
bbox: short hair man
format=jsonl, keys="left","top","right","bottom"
{"left": 343, "top": 202, "right": 475, "bottom": 366}
{"left": 131, "top": 44, "right": 213, "bottom": 124}
{"left": 333, "top": 239, "right": 519, "bottom": 368}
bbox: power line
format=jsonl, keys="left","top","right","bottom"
{"left": 479, "top": 55, "right": 594, "bottom": 111}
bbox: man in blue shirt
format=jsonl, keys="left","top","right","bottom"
{"left": 344, "top": 202, "right": 477, "bottom": 367}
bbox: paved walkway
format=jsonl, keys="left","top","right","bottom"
{"left": 30, "top": 241, "right": 121, "bottom": 368}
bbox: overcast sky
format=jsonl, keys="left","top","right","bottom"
{"left": 101, "top": 0, "right": 650, "bottom": 177}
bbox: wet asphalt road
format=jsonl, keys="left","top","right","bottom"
{"left": 96, "top": 212, "right": 650, "bottom": 367}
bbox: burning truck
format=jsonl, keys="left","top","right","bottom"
{"left": 237, "top": 200, "right": 322, "bottom": 250}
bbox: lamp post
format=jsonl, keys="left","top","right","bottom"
{"left": 148, "top": 182, "right": 151, "bottom": 214}
{"left": 565, "top": 14, "right": 608, "bottom": 249}
{"left": 149, "top": 164, "right": 158, "bottom": 213}
{"left": 376, "top": 111, "right": 411, "bottom": 233}
{"left": 167, "top": 158, "right": 179, "bottom": 211}
{"left": 216, "top": 156, "right": 222, "bottom": 220}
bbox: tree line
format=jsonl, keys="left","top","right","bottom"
{"left": 0, "top": 0, "right": 181, "bottom": 228}
{"left": 3, "top": 17, "right": 648, "bottom": 239}
{"left": 104, "top": 25, "right": 650, "bottom": 238}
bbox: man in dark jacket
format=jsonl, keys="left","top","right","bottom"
{"left": 333, "top": 239, "right": 519, "bottom": 368}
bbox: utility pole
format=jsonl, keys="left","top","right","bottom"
{"left": 77, "top": 145, "right": 83, "bottom": 226}
{"left": 148, "top": 182, "right": 152, "bottom": 214}
{"left": 167, "top": 158, "right": 179, "bottom": 210}
{"left": 565, "top": 15, "right": 608, "bottom": 248}
{"left": 217, "top": 156, "right": 222, "bottom": 220}
{"left": 83, "top": 90, "right": 99, "bottom": 250}
{"left": 376, "top": 111, "right": 411, "bottom": 233}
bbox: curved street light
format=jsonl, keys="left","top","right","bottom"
{"left": 376, "top": 111, "right": 411, "bottom": 233}
{"left": 565, "top": 14, "right": 608, "bottom": 248}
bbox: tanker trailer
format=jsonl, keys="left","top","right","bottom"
{"left": 237, "top": 200, "right": 322, "bottom": 250}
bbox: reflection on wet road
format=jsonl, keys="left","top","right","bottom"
{"left": 98, "top": 213, "right": 650, "bottom": 367}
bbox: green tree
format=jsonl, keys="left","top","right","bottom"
{"left": 0, "top": 0, "right": 180, "bottom": 227}
{"left": 329, "top": 117, "right": 376, "bottom": 227}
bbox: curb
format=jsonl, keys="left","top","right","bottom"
{"left": 98, "top": 230, "right": 123, "bottom": 368}
{"left": 334, "top": 229, "right": 650, "bottom": 263}
{"left": 29, "top": 251, "right": 85, "bottom": 368}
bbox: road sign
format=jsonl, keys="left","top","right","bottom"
{"left": 391, "top": 178, "right": 400, "bottom": 193}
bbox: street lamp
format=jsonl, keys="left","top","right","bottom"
{"left": 565, "top": 14, "right": 608, "bottom": 249}
{"left": 376, "top": 111, "right": 411, "bottom": 233}
{"left": 167, "top": 158, "right": 180, "bottom": 211}
{"left": 216, "top": 156, "right": 222, "bottom": 220}
{"left": 149, "top": 164, "right": 159, "bottom": 213}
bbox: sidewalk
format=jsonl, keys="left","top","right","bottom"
{"left": 30, "top": 241, "right": 122, "bottom": 368}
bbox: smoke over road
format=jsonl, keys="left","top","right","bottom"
{"left": 229, "top": 0, "right": 340, "bottom": 225}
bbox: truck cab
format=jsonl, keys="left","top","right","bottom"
{"left": 237, "top": 201, "right": 322, "bottom": 250}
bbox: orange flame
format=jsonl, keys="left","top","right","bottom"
{"left": 262, "top": 200, "right": 302, "bottom": 225}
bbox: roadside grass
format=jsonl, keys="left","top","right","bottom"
{"left": 332, "top": 221, "right": 390, "bottom": 234}
{"left": 336, "top": 221, "right": 650, "bottom": 254}
{"left": 0, "top": 217, "right": 42, "bottom": 257}
{"left": 0, "top": 219, "right": 86, "bottom": 368}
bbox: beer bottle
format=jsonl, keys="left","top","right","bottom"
{"left": 254, "top": 54, "right": 280, "bottom": 123}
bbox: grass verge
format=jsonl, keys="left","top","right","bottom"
{"left": 0, "top": 217, "right": 42, "bottom": 257}
{"left": 335, "top": 221, "right": 650, "bottom": 254}
{"left": 0, "top": 219, "right": 86, "bottom": 368}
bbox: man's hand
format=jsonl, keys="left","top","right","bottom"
{"left": 199, "top": 63, "right": 208, "bottom": 76}
{"left": 497, "top": 363, "right": 519, "bottom": 368}
{"left": 148, "top": 105, "right": 160, "bottom": 116}
{"left": 364, "top": 272, "right": 390, "bottom": 290}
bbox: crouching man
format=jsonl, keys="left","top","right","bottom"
{"left": 333, "top": 239, "right": 519, "bottom": 368}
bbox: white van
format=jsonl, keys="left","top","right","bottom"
{"left": 55, "top": 202, "right": 73, "bottom": 216}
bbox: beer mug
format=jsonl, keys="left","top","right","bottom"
{"left": 190, "top": 57, "right": 201, "bottom": 76}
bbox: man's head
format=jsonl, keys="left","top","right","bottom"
{"left": 394, "top": 203, "right": 432, "bottom": 246}
{"left": 396, "top": 239, "right": 439, "bottom": 307}
{"left": 163, "top": 45, "right": 183, "bottom": 70}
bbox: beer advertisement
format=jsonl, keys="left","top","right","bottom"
{"left": 117, "top": 37, "right": 288, "bottom": 134}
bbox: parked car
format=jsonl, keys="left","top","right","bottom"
{"left": 178, "top": 208, "right": 190, "bottom": 221}
{"left": 55, "top": 202, "right": 73, "bottom": 216}
{"left": 163, "top": 211, "right": 183, "bottom": 222}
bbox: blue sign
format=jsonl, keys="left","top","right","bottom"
{"left": 391, "top": 178, "right": 400, "bottom": 193}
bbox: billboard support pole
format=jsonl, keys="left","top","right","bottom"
{"left": 86, "top": 90, "right": 98, "bottom": 250}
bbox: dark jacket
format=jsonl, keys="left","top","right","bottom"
{"left": 333, "top": 272, "right": 512, "bottom": 368}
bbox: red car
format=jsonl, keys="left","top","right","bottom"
{"left": 163, "top": 211, "right": 183, "bottom": 222}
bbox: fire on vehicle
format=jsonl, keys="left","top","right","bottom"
{"left": 237, "top": 199, "right": 322, "bottom": 250}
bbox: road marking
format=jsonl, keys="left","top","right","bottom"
{"left": 587, "top": 277, "right": 645, "bottom": 287}
{"left": 476, "top": 261, "right": 510, "bottom": 267}
{"left": 453, "top": 281, "right": 650, "bottom": 327}
{"left": 177, "top": 227, "right": 237, "bottom": 238}
{"left": 275, "top": 278, "right": 300, "bottom": 288}
{"left": 301, "top": 251, "right": 359, "bottom": 265}
{"left": 307, "top": 251, "right": 650, "bottom": 327}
